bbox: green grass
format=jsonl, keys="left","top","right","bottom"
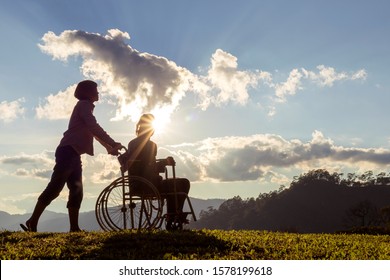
{"left": 1, "top": 229, "right": 390, "bottom": 260}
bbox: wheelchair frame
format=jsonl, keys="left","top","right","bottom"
{"left": 95, "top": 155, "right": 197, "bottom": 231}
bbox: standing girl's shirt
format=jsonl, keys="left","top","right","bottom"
{"left": 59, "top": 100, "right": 118, "bottom": 155}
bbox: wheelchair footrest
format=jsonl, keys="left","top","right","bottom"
{"left": 166, "top": 212, "right": 190, "bottom": 224}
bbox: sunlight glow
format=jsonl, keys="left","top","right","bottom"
{"left": 150, "top": 107, "right": 172, "bottom": 135}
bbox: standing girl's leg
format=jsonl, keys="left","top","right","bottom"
{"left": 67, "top": 156, "right": 83, "bottom": 232}
{"left": 23, "top": 163, "right": 72, "bottom": 231}
{"left": 21, "top": 146, "right": 77, "bottom": 232}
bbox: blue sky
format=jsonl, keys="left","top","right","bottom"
{"left": 1, "top": 0, "right": 390, "bottom": 214}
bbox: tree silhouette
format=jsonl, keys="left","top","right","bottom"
{"left": 379, "top": 206, "right": 390, "bottom": 228}
{"left": 344, "top": 200, "right": 381, "bottom": 228}
{"left": 291, "top": 169, "right": 342, "bottom": 188}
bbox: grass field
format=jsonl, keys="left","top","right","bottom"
{"left": 1, "top": 229, "right": 390, "bottom": 260}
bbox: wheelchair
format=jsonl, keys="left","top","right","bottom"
{"left": 95, "top": 150, "right": 197, "bottom": 231}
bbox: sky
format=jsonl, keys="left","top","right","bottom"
{"left": 1, "top": 0, "right": 390, "bottom": 215}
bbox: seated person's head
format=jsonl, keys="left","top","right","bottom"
{"left": 136, "top": 113, "right": 155, "bottom": 137}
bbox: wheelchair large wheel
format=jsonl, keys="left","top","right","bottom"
{"left": 97, "top": 176, "right": 163, "bottom": 231}
{"left": 95, "top": 185, "right": 112, "bottom": 231}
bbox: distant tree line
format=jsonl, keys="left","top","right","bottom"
{"left": 191, "top": 169, "right": 390, "bottom": 233}
{"left": 291, "top": 169, "right": 390, "bottom": 188}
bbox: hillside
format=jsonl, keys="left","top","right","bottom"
{"left": 4, "top": 170, "right": 390, "bottom": 233}
{"left": 0, "top": 198, "right": 224, "bottom": 232}
{"left": 192, "top": 170, "right": 390, "bottom": 233}
{"left": 265, "top": 181, "right": 390, "bottom": 232}
{"left": 2, "top": 230, "right": 390, "bottom": 260}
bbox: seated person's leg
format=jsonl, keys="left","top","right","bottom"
{"left": 161, "top": 178, "right": 190, "bottom": 214}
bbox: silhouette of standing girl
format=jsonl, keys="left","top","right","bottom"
{"left": 21, "top": 80, "right": 122, "bottom": 232}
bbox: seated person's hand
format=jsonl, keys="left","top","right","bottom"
{"left": 166, "top": 156, "right": 175, "bottom": 166}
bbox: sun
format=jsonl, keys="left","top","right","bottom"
{"left": 151, "top": 108, "right": 172, "bottom": 135}
{"left": 152, "top": 117, "right": 167, "bottom": 135}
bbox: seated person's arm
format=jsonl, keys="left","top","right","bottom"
{"left": 156, "top": 159, "right": 167, "bottom": 173}
{"left": 156, "top": 156, "right": 175, "bottom": 173}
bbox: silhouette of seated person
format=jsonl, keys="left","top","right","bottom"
{"left": 122, "top": 113, "right": 190, "bottom": 229}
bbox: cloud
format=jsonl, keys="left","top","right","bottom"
{"left": 37, "top": 29, "right": 367, "bottom": 120}
{"left": 0, "top": 149, "right": 119, "bottom": 184}
{"left": 39, "top": 29, "right": 192, "bottom": 121}
{"left": 274, "top": 66, "right": 367, "bottom": 103}
{"left": 166, "top": 131, "right": 390, "bottom": 183}
{"left": 0, "top": 151, "right": 54, "bottom": 180}
{"left": 35, "top": 84, "right": 77, "bottom": 120}
{"left": 2, "top": 131, "right": 389, "bottom": 190}
{"left": 88, "top": 154, "right": 121, "bottom": 184}
{"left": 351, "top": 69, "right": 368, "bottom": 80}
{"left": 0, "top": 98, "right": 25, "bottom": 123}
{"left": 0, "top": 151, "right": 54, "bottom": 167}
{"left": 13, "top": 168, "right": 53, "bottom": 180}
{"left": 274, "top": 69, "right": 303, "bottom": 102}
{"left": 38, "top": 30, "right": 266, "bottom": 119}
{"left": 303, "top": 65, "right": 367, "bottom": 87}
{"left": 196, "top": 49, "right": 271, "bottom": 109}
{"left": 0, "top": 149, "right": 120, "bottom": 184}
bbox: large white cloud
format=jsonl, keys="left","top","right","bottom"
{"left": 36, "top": 29, "right": 367, "bottom": 121}
{"left": 38, "top": 29, "right": 192, "bottom": 122}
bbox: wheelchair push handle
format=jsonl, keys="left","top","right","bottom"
{"left": 119, "top": 145, "right": 127, "bottom": 153}
{"left": 107, "top": 144, "right": 127, "bottom": 156}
